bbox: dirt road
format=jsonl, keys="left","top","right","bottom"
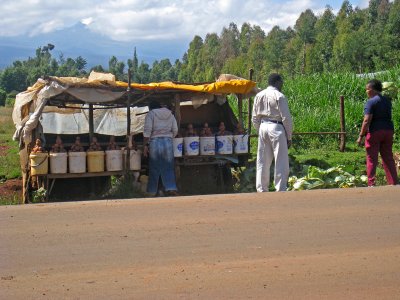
{"left": 1, "top": 186, "right": 400, "bottom": 299}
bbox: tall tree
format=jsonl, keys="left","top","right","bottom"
{"left": 179, "top": 35, "right": 203, "bottom": 82}
{"left": 75, "top": 56, "right": 87, "bottom": 71}
{"left": 281, "top": 27, "right": 298, "bottom": 77}
{"left": 150, "top": 59, "right": 174, "bottom": 82}
{"left": 0, "top": 63, "right": 27, "bottom": 92}
{"left": 333, "top": 1, "right": 355, "bottom": 71}
{"left": 216, "top": 23, "right": 240, "bottom": 71}
{"left": 136, "top": 61, "right": 150, "bottom": 83}
{"left": 387, "top": 0, "right": 400, "bottom": 63}
{"left": 309, "top": 6, "right": 336, "bottom": 72}
{"left": 247, "top": 39, "right": 266, "bottom": 82}
{"left": 108, "top": 56, "right": 125, "bottom": 80}
{"left": 294, "top": 9, "right": 317, "bottom": 74}
{"left": 197, "top": 33, "right": 220, "bottom": 81}
{"left": 264, "top": 26, "right": 288, "bottom": 73}
{"left": 127, "top": 47, "right": 139, "bottom": 81}
{"left": 365, "top": 0, "right": 392, "bottom": 69}
{"left": 91, "top": 65, "right": 105, "bottom": 73}
{"left": 239, "top": 23, "right": 252, "bottom": 54}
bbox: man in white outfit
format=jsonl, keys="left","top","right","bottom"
{"left": 252, "top": 73, "right": 293, "bottom": 192}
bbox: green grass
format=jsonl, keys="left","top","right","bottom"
{"left": 290, "top": 142, "right": 366, "bottom": 174}
{"left": 0, "top": 106, "right": 21, "bottom": 180}
{"left": 284, "top": 69, "right": 400, "bottom": 139}
{"left": 0, "top": 194, "right": 21, "bottom": 205}
{"left": 0, "top": 106, "right": 22, "bottom": 205}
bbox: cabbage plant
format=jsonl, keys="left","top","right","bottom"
{"left": 287, "top": 165, "right": 368, "bottom": 191}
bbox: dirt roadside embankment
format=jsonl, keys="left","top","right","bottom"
{"left": 1, "top": 186, "right": 400, "bottom": 299}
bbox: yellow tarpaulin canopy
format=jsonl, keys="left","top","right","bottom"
{"left": 12, "top": 72, "right": 257, "bottom": 143}
{"left": 47, "top": 73, "right": 256, "bottom": 95}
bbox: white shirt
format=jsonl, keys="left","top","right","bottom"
{"left": 252, "top": 86, "right": 293, "bottom": 140}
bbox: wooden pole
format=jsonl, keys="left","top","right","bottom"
{"left": 126, "top": 70, "right": 132, "bottom": 172}
{"left": 339, "top": 95, "right": 346, "bottom": 152}
{"left": 238, "top": 94, "right": 243, "bottom": 126}
{"left": 174, "top": 94, "right": 181, "bottom": 129}
{"left": 247, "top": 68, "right": 254, "bottom": 152}
{"left": 127, "top": 70, "right": 132, "bottom": 138}
{"left": 88, "top": 103, "right": 95, "bottom": 194}
{"left": 174, "top": 94, "right": 181, "bottom": 190}
{"left": 88, "top": 104, "right": 94, "bottom": 143}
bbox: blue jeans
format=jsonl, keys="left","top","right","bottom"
{"left": 147, "top": 137, "right": 178, "bottom": 194}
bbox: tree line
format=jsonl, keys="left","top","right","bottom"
{"left": 1, "top": 0, "right": 399, "bottom": 101}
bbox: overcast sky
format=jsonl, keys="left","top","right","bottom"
{"left": 1, "top": 0, "right": 369, "bottom": 41}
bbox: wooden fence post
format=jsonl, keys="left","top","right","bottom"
{"left": 339, "top": 95, "right": 346, "bottom": 152}
{"left": 126, "top": 70, "right": 132, "bottom": 172}
{"left": 247, "top": 68, "right": 254, "bottom": 152}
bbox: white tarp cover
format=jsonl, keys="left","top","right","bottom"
{"left": 67, "top": 88, "right": 126, "bottom": 103}
{"left": 40, "top": 106, "right": 148, "bottom": 136}
{"left": 13, "top": 78, "right": 130, "bottom": 143}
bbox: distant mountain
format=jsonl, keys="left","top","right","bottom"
{"left": 0, "top": 23, "right": 187, "bottom": 70}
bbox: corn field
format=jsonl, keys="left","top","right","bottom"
{"left": 230, "top": 67, "right": 400, "bottom": 148}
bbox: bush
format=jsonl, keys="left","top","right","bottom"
{"left": 5, "top": 96, "right": 15, "bottom": 107}
{"left": 0, "top": 89, "right": 6, "bottom": 106}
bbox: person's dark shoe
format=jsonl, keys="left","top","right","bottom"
{"left": 156, "top": 190, "right": 165, "bottom": 197}
{"left": 166, "top": 190, "right": 179, "bottom": 196}
{"left": 145, "top": 192, "right": 157, "bottom": 197}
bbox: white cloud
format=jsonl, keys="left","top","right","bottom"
{"left": 0, "top": 0, "right": 369, "bottom": 40}
{"left": 357, "top": 0, "right": 370, "bottom": 8}
{"left": 81, "top": 17, "right": 94, "bottom": 26}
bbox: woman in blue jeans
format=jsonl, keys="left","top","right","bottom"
{"left": 143, "top": 100, "right": 179, "bottom": 196}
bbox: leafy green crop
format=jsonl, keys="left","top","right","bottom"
{"left": 288, "top": 165, "right": 368, "bottom": 191}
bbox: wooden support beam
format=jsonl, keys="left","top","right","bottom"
{"left": 174, "top": 94, "right": 181, "bottom": 129}
{"left": 88, "top": 104, "right": 94, "bottom": 142}
{"left": 339, "top": 95, "right": 346, "bottom": 152}
{"left": 238, "top": 94, "right": 243, "bottom": 126}
{"left": 126, "top": 70, "right": 132, "bottom": 172}
{"left": 247, "top": 68, "right": 254, "bottom": 153}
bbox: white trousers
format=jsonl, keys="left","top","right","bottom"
{"left": 256, "top": 122, "right": 289, "bottom": 192}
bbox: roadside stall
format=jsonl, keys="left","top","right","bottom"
{"left": 12, "top": 71, "right": 257, "bottom": 202}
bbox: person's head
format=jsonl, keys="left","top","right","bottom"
{"left": 219, "top": 121, "right": 225, "bottom": 131}
{"left": 149, "top": 100, "right": 161, "bottom": 110}
{"left": 366, "top": 79, "right": 383, "bottom": 98}
{"left": 268, "top": 73, "right": 283, "bottom": 91}
{"left": 164, "top": 102, "right": 173, "bottom": 111}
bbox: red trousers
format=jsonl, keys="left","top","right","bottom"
{"left": 365, "top": 130, "right": 398, "bottom": 186}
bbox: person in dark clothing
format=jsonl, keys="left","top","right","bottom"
{"left": 357, "top": 79, "right": 398, "bottom": 186}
